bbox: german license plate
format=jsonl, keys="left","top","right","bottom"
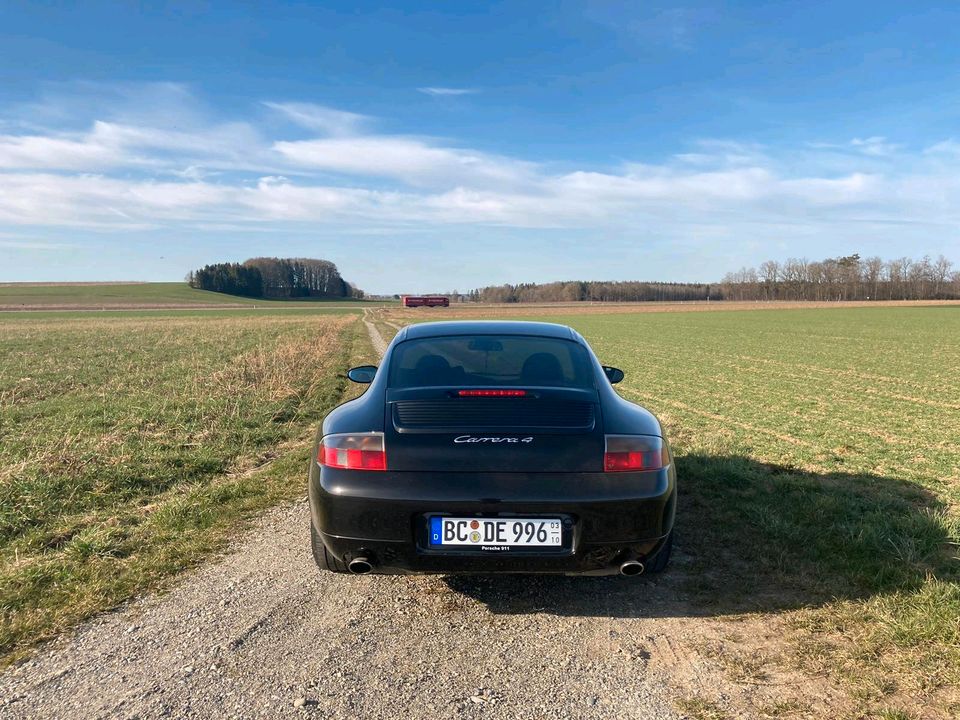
{"left": 429, "top": 517, "right": 562, "bottom": 548}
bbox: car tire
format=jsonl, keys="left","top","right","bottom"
{"left": 645, "top": 530, "right": 673, "bottom": 574}
{"left": 310, "top": 520, "right": 349, "bottom": 573}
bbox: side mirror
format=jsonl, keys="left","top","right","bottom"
{"left": 347, "top": 365, "right": 378, "bottom": 384}
{"left": 603, "top": 366, "right": 625, "bottom": 384}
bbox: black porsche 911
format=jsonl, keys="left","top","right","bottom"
{"left": 308, "top": 320, "right": 676, "bottom": 577}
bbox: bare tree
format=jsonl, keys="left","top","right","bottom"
{"left": 863, "top": 256, "right": 884, "bottom": 300}
{"left": 759, "top": 260, "right": 780, "bottom": 300}
{"left": 887, "top": 257, "right": 912, "bottom": 299}
{"left": 932, "top": 255, "right": 953, "bottom": 298}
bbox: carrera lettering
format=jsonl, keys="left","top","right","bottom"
{"left": 453, "top": 435, "right": 534, "bottom": 444}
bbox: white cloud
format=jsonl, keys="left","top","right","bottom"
{"left": 0, "top": 119, "right": 268, "bottom": 174}
{"left": 417, "top": 87, "right": 479, "bottom": 97}
{"left": 778, "top": 173, "right": 876, "bottom": 205}
{"left": 1, "top": 84, "right": 959, "bottom": 251}
{"left": 675, "top": 139, "right": 770, "bottom": 167}
{"left": 238, "top": 176, "right": 385, "bottom": 221}
{"left": 808, "top": 137, "right": 901, "bottom": 158}
{"left": 557, "top": 166, "right": 775, "bottom": 203}
{"left": 0, "top": 173, "right": 237, "bottom": 227}
{"left": 263, "top": 102, "right": 369, "bottom": 136}
{"left": 924, "top": 139, "right": 960, "bottom": 156}
{"left": 0, "top": 132, "right": 123, "bottom": 170}
{"left": 850, "top": 136, "right": 901, "bottom": 157}
{"left": 272, "top": 135, "right": 535, "bottom": 188}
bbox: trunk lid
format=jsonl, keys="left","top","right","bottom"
{"left": 385, "top": 387, "right": 603, "bottom": 473}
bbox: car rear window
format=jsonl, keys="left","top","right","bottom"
{"left": 388, "top": 335, "right": 595, "bottom": 389}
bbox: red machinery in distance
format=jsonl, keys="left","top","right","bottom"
{"left": 401, "top": 295, "right": 450, "bottom": 308}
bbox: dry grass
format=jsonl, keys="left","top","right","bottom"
{"left": 675, "top": 696, "right": 731, "bottom": 720}
{"left": 696, "top": 638, "right": 772, "bottom": 684}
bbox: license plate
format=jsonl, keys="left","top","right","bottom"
{"left": 429, "top": 517, "right": 562, "bottom": 547}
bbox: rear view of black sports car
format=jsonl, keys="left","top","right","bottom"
{"left": 308, "top": 320, "right": 676, "bottom": 576}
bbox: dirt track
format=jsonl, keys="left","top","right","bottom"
{"left": 1, "top": 495, "right": 850, "bottom": 720}
{"left": 0, "top": 319, "right": 848, "bottom": 719}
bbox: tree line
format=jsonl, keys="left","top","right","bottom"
{"left": 719, "top": 254, "right": 958, "bottom": 301}
{"left": 463, "top": 253, "right": 958, "bottom": 304}
{"left": 187, "top": 257, "right": 364, "bottom": 299}
{"left": 468, "top": 280, "right": 715, "bottom": 304}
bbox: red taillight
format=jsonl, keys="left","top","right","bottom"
{"left": 318, "top": 433, "right": 386, "bottom": 471}
{"left": 457, "top": 389, "right": 527, "bottom": 397}
{"left": 604, "top": 435, "right": 669, "bottom": 472}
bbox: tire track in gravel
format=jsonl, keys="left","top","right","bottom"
{"left": 0, "top": 314, "right": 850, "bottom": 720}
{"left": 363, "top": 309, "right": 389, "bottom": 357}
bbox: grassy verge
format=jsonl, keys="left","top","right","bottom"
{"left": 0, "top": 310, "right": 369, "bottom": 665}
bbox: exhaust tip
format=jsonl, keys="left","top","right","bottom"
{"left": 619, "top": 560, "right": 645, "bottom": 577}
{"left": 348, "top": 557, "right": 374, "bottom": 575}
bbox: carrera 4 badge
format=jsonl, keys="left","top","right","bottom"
{"left": 453, "top": 435, "right": 534, "bottom": 444}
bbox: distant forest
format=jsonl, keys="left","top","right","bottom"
{"left": 718, "top": 253, "right": 958, "bottom": 301}
{"left": 469, "top": 281, "right": 713, "bottom": 303}
{"left": 468, "top": 253, "right": 959, "bottom": 303}
{"left": 187, "top": 257, "right": 364, "bottom": 299}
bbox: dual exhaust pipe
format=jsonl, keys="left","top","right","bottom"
{"left": 347, "top": 555, "right": 643, "bottom": 576}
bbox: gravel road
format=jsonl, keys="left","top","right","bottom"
{"left": 0, "top": 318, "right": 839, "bottom": 719}
{"left": 362, "top": 309, "right": 389, "bottom": 356}
{"left": 0, "top": 499, "right": 715, "bottom": 719}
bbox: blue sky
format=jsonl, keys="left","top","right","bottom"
{"left": 1, "top": 1, "right": 959, "bottom": 293}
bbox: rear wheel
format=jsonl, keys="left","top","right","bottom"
{"left": 310, "top": 520, "right": 349, "bottom": 573}
{"left": 645, "top": 530, "right": 673, "bottom": 574}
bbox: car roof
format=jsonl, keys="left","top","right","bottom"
{"left": 399, "top": 320, "right": 576, "bottom": 341}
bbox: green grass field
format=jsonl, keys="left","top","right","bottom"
{"left": 0, "top": 308, "right": 374, "bottom": 663}
{"left": 2, "top": 302, "right": 957, "bottom": 715}
{"left": 568, "top": 307, "right": 959, "bottom": 704}
{"left": 377, "top": 304, "right": 960, "bottom": 715}
{"left": 0, "top": 282, "right": 394, "bottom": 308}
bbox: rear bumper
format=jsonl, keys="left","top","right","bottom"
{"left": 308, "top": 462, "right": 677, "bottom": 575}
